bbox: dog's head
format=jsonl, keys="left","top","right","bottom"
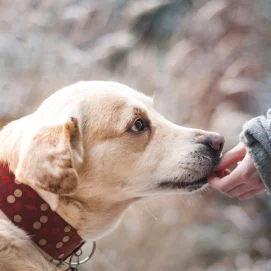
{"left": 14, "top": 81, "right": 223, "bottom": 201}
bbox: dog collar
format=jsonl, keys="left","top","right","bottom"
{"left": 0, "top": 162, "right": 85, "bottom": 262}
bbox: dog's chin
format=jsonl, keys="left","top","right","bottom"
{"left": 158, "top": 177, "right": 208, "bottom": 193}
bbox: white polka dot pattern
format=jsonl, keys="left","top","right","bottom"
{"left": 39, "top": 239, "right": 47, "bottom": 246}
{"left": 56, "top": 242, "right": 63, "bottom": 249}
{"left": 40, "top": 215, "right": 48, "bottom": 224}
{"left": 0, "top": 163, "right": 84, "bottom": 261}
{"left": 14, "top": 215, "right": 22, "bottom": 223}
{"left": 40, "top": 203, "right": 48, "bottom": 211}
{"left": 7, "top": 195, "right": 15, "bottom": 203}
{"left": 62, "top": 236, "right": 70, "bottom": 243}
{"left": 14, "top": 178, "right": 20, "bottom": 185}
{"left": 58, "top": 254, "right": 65, "bottom": 259}
{"left": 33, "top": 221, "right": 41, "bottom": 229}
{"left": 64, "top": 226, "right": 71, "bottom": 233}
{"left": 14, "top": 189, "right": 22, "bottom": 197}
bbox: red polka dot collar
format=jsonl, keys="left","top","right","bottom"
{"left": 0, "top": 162, "right": 86, "bottom": 263}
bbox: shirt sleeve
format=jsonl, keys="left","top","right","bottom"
{"left": 240, "top": 109, "right": 271, "bottom": 194}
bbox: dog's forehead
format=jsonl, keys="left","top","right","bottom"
{"left": 69, "top": 82, "right": 154, "bottom": 119}
{"left": 110, "top": 83, "right": 152, "bottom": 107}
{"left": 37, "top": 81, "right": 154, "bottom": 124}
{"left": 93, "top": 81, "right": 153, "bottom": 109}
{"left": 75, "top": 81, "right": 153, "bottom": 107}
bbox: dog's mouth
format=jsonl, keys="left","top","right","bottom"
{"left": 156, "top": 152, "right": 221, "bottom": 193}
{"left": 158, "top": 177, "right": 208, "bottom": 192}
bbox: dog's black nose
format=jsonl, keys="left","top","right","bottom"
{"left": 206, "top": 134, "right": 224, "bottom": 152}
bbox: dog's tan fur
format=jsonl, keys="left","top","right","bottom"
{"left": 0, "top": 81, "right": 220, "bottom": 270}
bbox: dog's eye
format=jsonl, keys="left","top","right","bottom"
{"left": 130, "top": 119, "right": 147, "bottom": 133}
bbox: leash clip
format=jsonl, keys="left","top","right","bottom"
{"left": 64, "top": 241, "right": 96, "bottom": 271}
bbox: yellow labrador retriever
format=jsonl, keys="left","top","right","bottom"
{"left": 0, "top": 81, "right": 224, "bottom": 271}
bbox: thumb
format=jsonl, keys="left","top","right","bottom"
{"left": 216, "top": 142, "right": 246, "bottom": 171}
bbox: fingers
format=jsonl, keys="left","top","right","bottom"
{"left": 209, "top": 177, "right": 264, "bottom": 199}
{"left": 208, "top": 169, "right": 230, "bottom": 185}
{"left": 224, "top": 169, "right": 231, "bottom": 176}
{"left": 208, "top": 168, "right": 243, "bottom": 193}
{"left": 209, "top": 143, "right": 265, "bottom": 201}
{"left": 238, "top": 188, "right": 265, "bottom": 200}
{"left": 216, "top": 142, "right": 247, "bottom": 171}
{"left": 209, "top": 148, "right": 248, "bottom": 192}
{"left": 210, "top": 168, "right": 231, "bottom": 178}
{"left": 227, "top": 180, "right": 265, "bottom": 198}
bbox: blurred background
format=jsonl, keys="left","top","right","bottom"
{"left": 1, "top": 0, "right": 271, "bottom": 270}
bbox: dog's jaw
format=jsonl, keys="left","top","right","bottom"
{"left": 56, "top": 190, "right": 140, "bottom": 240}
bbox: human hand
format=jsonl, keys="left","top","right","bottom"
{"left": 208, "top": 143, "right": 265, "bottom": 200}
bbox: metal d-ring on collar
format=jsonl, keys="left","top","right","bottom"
{"left": 60, "top": 241, "right": 96, "bottom": 271}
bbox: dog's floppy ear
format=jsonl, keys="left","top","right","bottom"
{"left": 15, "top": 117, "right": 83, "bottom": 195}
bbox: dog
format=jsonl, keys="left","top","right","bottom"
{"left": 0, "top": 81, "right": 224, "bottom": 271}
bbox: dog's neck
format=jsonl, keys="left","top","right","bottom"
{"left": 0, "top": 120, "right": 23, "bottom": 172}
{"left": 57, "top": 190, "right": 137, "bottom": 240}
{"left": 0, "top": 122, "right": 137, "bottom": 241}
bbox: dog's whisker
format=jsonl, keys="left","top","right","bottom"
{"left": 178, "top": 196, "right": 189, "bottom": 206}
{"left": 144, "top": 203, "right": 158, "bottom": 220}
